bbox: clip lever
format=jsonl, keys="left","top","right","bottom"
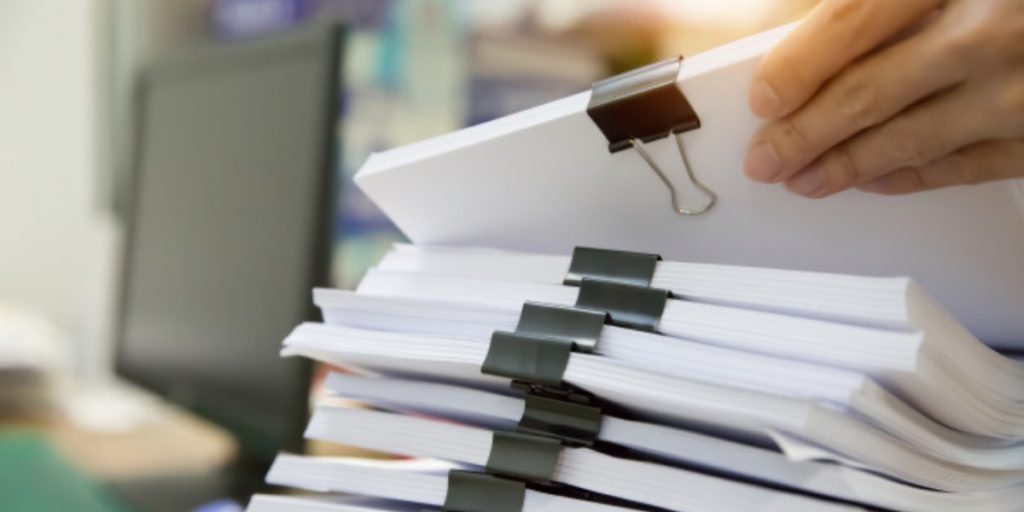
{"left": 630, "top": 133, "right": 716, "bottom": 215}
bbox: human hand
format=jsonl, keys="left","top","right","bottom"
{"left": 744, "top": 0, "right": 1024, "bottom": 197}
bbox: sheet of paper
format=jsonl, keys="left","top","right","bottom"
{"left": 355, "top": 24, "right": 1024, "bottom": 349}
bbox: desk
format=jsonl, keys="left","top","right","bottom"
{"left": 1, "top": 390, "right": 380, "bottom": 511}
{"left": 1, "top": 402, "right": 236, "bottom": 512}
{"left": 43, "top": 404, "right": 236, "bottom": 480}
{"left": 0, "top": 430, "right": 126, "bottom": 512}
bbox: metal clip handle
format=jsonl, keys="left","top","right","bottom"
{"left": 630, "top": 133, "right": 717, "bottom": 216}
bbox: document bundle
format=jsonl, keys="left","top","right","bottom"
{"left": 248, "top": 21, "right": 1024, "bottom": 512}
{"left": 250, "top": 245, "right": 1024, "bottom": 512}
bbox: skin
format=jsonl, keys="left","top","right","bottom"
{"left": 744, "top": 0, "right": 1024, "bottom": 197}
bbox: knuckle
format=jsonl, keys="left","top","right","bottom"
{"left": 883, "top": 117, "right": 931, "bottom": 166}
{"left": 904, "top": 169, "right": 928, "bottom": 193}
{"left": 950, "top": 155, "right": 985, "bottom": 185}
{"left": 772, "top": 117, "right": 814, "bottom": 158}
{"left": 826, "top": 146, "right": 863, "bottom": 186}
{"left": 834, "top": 68, "right": 883, "bottom": 127}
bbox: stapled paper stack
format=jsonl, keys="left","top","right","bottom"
{"left": 247, "top": 21, "right": 1024, "bottom": 512}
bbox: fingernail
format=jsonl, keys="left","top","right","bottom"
{"left": 751, "top": 79, "right": 782, "bottom": 118}
{"left": 745, "top": 140, "right": 783, "bottom": 182}
{"left": 786, "top": 164, "right": 829, "bottom": 197}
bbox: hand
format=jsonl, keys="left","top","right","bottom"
{"left": 744, "top": 0, "right": 1024, "bottom": 197}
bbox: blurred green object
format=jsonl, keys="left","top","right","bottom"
{"left": 0, "top": 430, "right": 128, "bottom": 512}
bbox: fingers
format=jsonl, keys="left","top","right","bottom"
{"left": 745, "top": 25, "right": 965, "bottom": 183}
{"left": 750, "top": 0, "right": 945, "bottom": 119}
{"left": 783, "top": 83, "right": 1010, "bottom": 198}
{"left": 859, "top": 140, "right": 1024, "bottom": 194}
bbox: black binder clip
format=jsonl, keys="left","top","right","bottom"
{"left": 443, "top": 470, "right": 526, "bottom": 512}
{"left": 518, "top": 393, "right": 602, "bottom": 447}
{"left": 482, "top": 331, "right": 573, "bottom": 387}
{"left": 514, "top": 302, "right": 606, "bottom": 353}
{"left": 587, "top": 56, "right": 716, "bottom": 215}
{"left": 486, "top": 431, "right": 562, "bottom": 483}
{"left": 481, "top": 302, "right": 605, "bottom": 447}
{"left": 564, "top": 247, "right": 661, "bottom": 288}
{"left": 575, "top": 278, "right": 671, "bottom": 333}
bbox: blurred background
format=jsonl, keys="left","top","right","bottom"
{"left": 0, "top": 1, "right": 814, "bottom": 511}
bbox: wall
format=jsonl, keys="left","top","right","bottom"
{"left": 0, "top": 0, "right": 120, "bottom": 382}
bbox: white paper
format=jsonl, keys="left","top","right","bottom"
{"left": 354, "top": 24, "right": 1024, "bottom": 349}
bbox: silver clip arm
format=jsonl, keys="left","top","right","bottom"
{"left": 629, "top": 133, "right": 717, "bottom": 216}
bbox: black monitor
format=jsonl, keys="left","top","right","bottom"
{"left": 115, "top": 25, "right": 341, "bottom": 475}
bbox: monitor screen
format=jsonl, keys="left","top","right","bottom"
{"left": 116, "top": 27, "right": 340, "bottom": 463}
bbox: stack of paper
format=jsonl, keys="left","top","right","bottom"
{"left": 252, "top": 244, "right": 1024, "bottom": 512}
{"left": 248, "top": 20, "right": 1024, "bottom": 512}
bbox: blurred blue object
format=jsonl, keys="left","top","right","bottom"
{"left": 211, "top": 0, "right": 312, "bottom": 38}
{"left": 193, "top": 499, "right": 244, "bottom": 512}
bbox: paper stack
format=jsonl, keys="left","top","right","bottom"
{"left": 249, "top": 244, "right": 1024, "bottom": 512}
{"left": 248, "top": 18, "right": 1024, "bottom": 512}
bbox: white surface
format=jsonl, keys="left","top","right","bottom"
{"left": 0, "top": 0, "right": 121, "bottom": 383}
{"left": 354, "top": 23, "right": 1024, "bottom": 349}
{"left": 305, "top": 407, "right": 863, "bottom": 512}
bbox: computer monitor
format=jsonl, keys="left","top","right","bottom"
{"left": 115, "top": 25, "right": 341, "bottom": 470}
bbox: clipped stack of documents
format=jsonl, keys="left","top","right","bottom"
{"left": 252, "top": 245, "right": 1024, "bottom": 512}
{"left": 249, "top": 21, "right": 1024, "bottom": 512}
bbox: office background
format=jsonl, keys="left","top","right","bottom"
{"left": 0, "top": 1, "right": 815, "bottom": 510}
{"left": 1, "top": 0, "right": 813, "bottom": 389}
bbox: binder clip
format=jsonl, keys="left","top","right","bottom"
{"left": 443, "top": 470, "right": 526, "bottom": 512}
{"left": 587, "top": 56, "right": 717, "bottom": 216}
{"left": 563, "top": 247, "right": 661, "bottom": 288}
{"left": 481, "top": 302, "right": 606, "bottom": 447}
{"left": 575, "top": 279, "right": 670, "bottom": 333}
{"left": 562, "top": 247, "right": 672, "bottom": 332}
